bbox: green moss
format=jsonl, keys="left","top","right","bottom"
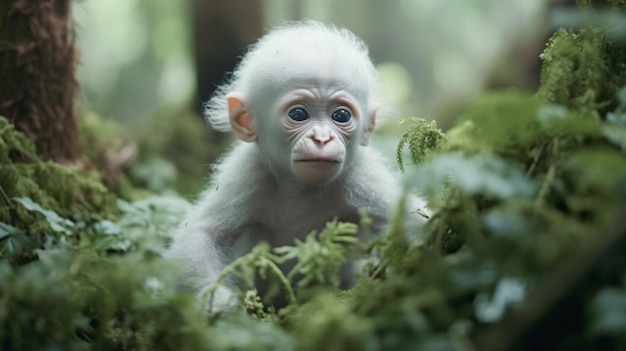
{"left": 287, "top": 293, "right": 370, "bottom": 351}
{"left": 0, "top": 116, "right": 118, "bottom": 260}
{"left": 610, "top": 0, "right": 626, "bottom": 10}
{"left": 538, "top": 28, "right": 626, "bottom": 118}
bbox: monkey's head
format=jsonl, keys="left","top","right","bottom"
{"left": 206, "top": 21, "right": 382, "bottom": 185}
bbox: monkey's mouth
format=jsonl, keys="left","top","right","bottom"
{"left": 295, "top": 158, "right": 340, "bottom": 164}
{"left": 292, "top": 157, "right": 342, "bottom": 183}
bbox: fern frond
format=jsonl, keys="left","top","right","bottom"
{"left": 396, "top": 117, "right": 447, "bottom": 171}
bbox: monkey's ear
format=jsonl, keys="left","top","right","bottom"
{"left": 227, "top": 93, "right": 257, "bottom": 142}
{"left": 360, "top": 110, "right": 377, "bottom": 146}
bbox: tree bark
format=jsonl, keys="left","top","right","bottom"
{"left": 0, "top": 0, "right": 81, "bottom": 163}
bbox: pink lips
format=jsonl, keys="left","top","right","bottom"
{"left": 295, "top": 158, "right": 340, "bottom": 163}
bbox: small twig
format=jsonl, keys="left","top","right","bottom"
{"left": 267, "top": 258, "right": 296, "bottom": 304}
{"left": 535, "top": 164, "right": 556, "bottom": 206}
{"left": 534, "top": 139, "right": 559, "bottom": 206}
{"left": 368, "top": 261, "right": 387, "bottom": 280}
{"left": 526, "top": 140, "right": 548, "bottom": 178}
{"left": 0, "top": 184, "right": 11, "bottom": 205}
{"left": 414, "top": 208, "right": 430, "bottom": 220}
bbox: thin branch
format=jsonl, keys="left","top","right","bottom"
{"left": 0, "top": 184, "right": 11, "bottom": 205}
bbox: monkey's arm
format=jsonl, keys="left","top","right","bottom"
{"left": 164, "top": 145, "right": 263, "bottom": 311}
{"left": 165, "top": 211, "right": 241, "bottom": 312}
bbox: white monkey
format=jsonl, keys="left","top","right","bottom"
{"left": 165, "top": 20, "right": 427, "bottom": 310}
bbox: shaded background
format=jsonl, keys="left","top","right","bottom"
{"left": 72, "top": 0, "right": 558, "bottom": 197}
{"left": 74, "top": 0, "right": 547, "bottom": 126}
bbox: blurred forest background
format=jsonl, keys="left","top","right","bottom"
{"left": 75, "top": 0, "right": 546, "bottom": 126}
{"left": 72, "top": 0, "right": 558, "bottom": 198}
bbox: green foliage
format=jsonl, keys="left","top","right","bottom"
{"left": 287, "top": 293, "right": 371, "bottom": 351}
{"left": 0, "top": 116, "right": 118, "bottom": 263}
{"left": 449, "top": 91, "right": 544, "bottom": 155}
{"left": 203, "top": 314, "right": 294, "bottom": 351}
{"left": 275, "top": 220, "right": 359, "bottom": 289}
{"left": 0, "top": 114, "right": 191, "bottom": 264}
{"left": 538, "top": 27, "right": 626, "bottom": 118}
{"left": 0, "top": 116, "right": 118, "bottom": 220}
{"left": 589, "top": 288, "right": 626, "bottom": 338}
{"left": 0, "top": 187, "right": 199, "bottom": 350}
{"left": 0, "top": 249, "right": 213, "bottom": 351}
{"left": 360, "top": 5, "right": 626, "bottom": 348}
{"left": 382, "top": 11, "right": 625, "bottom": 349}
{"left": 411, "top": 152, "right": 538, "bottom": 204}
{"left": 0, "top": 194, "right": 214, "bottom": 351}
{"left": 0, "top": 116, "right": 38, "bottom": 163}
{"left": 13, "top": 197, "right": 75, "bottom": 235}
{"left": 396, "top": 117, "right": 446, "bottom": 171}
{"left": 610, "top": 0, "right": 626, "bottom": 10}
{"left": 203, "top": 219, "right": 360, "bottom": 310}
{"left": 116, "top": 196, "right": 191, "bottom": 253}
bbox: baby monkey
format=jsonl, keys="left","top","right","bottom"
{"left": 166, "top": 20, "right": 427, "bottom": 310}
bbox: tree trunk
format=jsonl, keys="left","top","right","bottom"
{"left": 192, "top": 0, "right": 264, "bottom": 111}
{"left": 0, "top": 0, "right": 81, "bottom": 163}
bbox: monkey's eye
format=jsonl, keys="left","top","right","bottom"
{"left": 288, "top": 107, "right": 309, "bottom": 121}
{"left": 331, "top": 109, "right": 352, "bottom": 123}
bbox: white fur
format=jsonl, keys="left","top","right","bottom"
{"left": 204, "top": 20, "right": 382, "bottom": 133}
{"left": 165, "top": 21, "right": 427, "bottom": 311}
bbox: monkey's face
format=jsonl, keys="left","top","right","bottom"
{"left": 263, "top": 78, "right": 374, "bottom": 184}
{"left": 227, "top": 64, "right": 377, "bottom": 186}
{"left": 226, "top": 76, "right": 376, "bottom": 186}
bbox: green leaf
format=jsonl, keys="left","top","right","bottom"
{"left": 590, "top": 288, "right": 626, "bottom": 336}
{"left": 87, "top": 219, "right": 121, "bottom": 236}
{"left": 13, "top": 197, "right": 75, "bottom": 235}
{"left": 0, "top": 222, "right": 38, "bottom": 256}
{"left": 410, "top": 153, "right": 538, "bottom": 201}
{"left": 474, "top": 277, "right": 526, "bottom": 323}
{"left": 0, "top": 221, "right": 19, "bottom": 240}
{"left": 606, "top": 112, "right": 626, "bottom": 126}
{"left": 566, "top": 147, "right": 626, "bottom": 196}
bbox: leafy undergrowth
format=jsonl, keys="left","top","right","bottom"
{"left": 2, "top": 3, "right": 626, "bottom": 351}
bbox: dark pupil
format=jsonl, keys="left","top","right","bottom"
{"left": 288, "top": 108, "right": 309, "bottom": 121}
{"left": 332, "top": 109, "right": 351, "bottom": 123}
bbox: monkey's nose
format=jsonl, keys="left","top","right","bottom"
{"left": 310, "top": 127, "right": 334, "bottom": 145}
{"left": 313, "top": 136, "right": 331, "bottom": 145}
